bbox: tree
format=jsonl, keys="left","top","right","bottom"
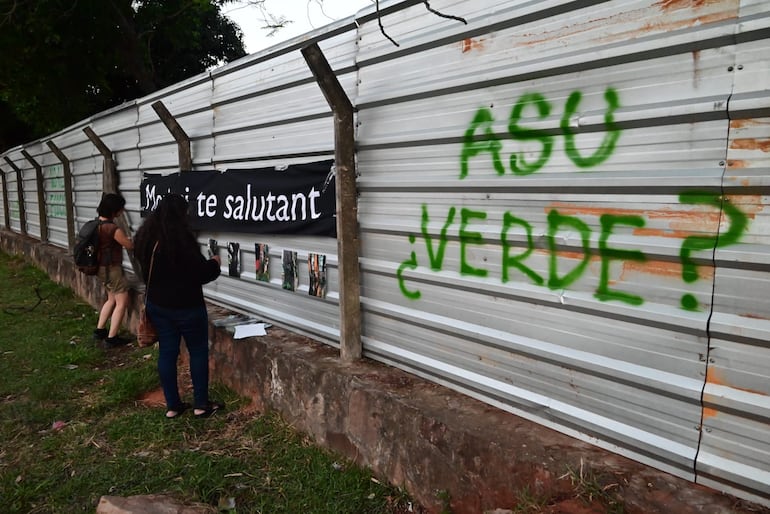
{"left": 0, "top": 0, "right": 246, "bottom": 152}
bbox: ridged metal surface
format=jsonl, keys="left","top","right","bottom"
{"left": 0, "top": 0, "right": 768, "bottom": 505}
{"left": 354, "top": 0, "right": 770, "bottom": 503}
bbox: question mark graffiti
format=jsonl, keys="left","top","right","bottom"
{"left": 678, "top": 192, "right": 748, "bottom": 310}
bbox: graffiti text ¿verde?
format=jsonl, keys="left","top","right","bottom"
{"left": 397, "top": 196, "right": 747, "bottom": 310}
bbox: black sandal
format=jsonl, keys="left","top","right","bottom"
{"left": 165, "top": 402, "right": 190, "bottom": 419}
{"left": 194, "top": 401, "right": 224, "bottom": 418}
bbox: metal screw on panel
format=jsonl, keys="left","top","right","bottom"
{"left": 727, "top": 66, "right": 734, "bottom": 71}
{"left": 737, "top": 64, "right": 744, "bottom": 70}
{"left": 705, "top": 427, "right": 713, "bottom": 433}
{"left": 709, "top": 358, "right": 715, "bottom": 363}
{"left": 719, "top": 161, "right": 725, "bottom": 166}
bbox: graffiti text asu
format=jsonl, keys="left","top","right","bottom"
{"left": 460, "top": 88, "right": 620, "bottom": 178}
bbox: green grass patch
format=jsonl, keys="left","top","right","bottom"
{"left": 0, "top": 252, "right": 416, "bottom": 513}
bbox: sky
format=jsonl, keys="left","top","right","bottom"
{"left": 224, "top": 0, "right": 375, "bottom": 54}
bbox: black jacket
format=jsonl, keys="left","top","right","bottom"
{"left": 143, "top": 240, "right": 220, "bottom": 309}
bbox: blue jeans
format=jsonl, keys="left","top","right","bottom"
{"left": 146, "top": 301, "right": 210, "bottom": 410}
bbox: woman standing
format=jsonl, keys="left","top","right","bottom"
{"left": 93, "top": 193, "right": 134, "bottom": 348}
{"left": 134, "top": 194, "right": 223, "bottom": 419}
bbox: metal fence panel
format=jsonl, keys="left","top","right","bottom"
{"left": 355, "top": 0, "right": 769, "bottom": 503}
{"left": 695, "top": 1, "right": 770, "bottom": 500}
{"left": 1, "top": 0, "right": 769, "bottom": 506}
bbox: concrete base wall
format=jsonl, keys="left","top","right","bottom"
{"left": 2, "top": 228, "right": 763, "bottom": 514}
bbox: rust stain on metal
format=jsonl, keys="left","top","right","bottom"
{"left": 730, "top": 138, "right": 770, "bottom": 153}
{"left": 620, "top": 260, "right": 713, "bottom": 280}
{"left": 730, "top": 119, "right": 761, "bottom": 129}
{"left": 461, "top": 37, "right": 485, "bottom": 53}
{"left": 727, "top": 160, "right": 748, "bottom": 169}
{"left": 631, "top": 228, "right": 694, "bottom": 239}
{"left": 510, "top": 1, "right": 735, "bottom": 51}
{"left": 550, "top": 204, "right": 648, "bottom": 218}
{"left": 701, "top": 406, "right": 719, "bottom": 420}
{"left": 741, "top": 313, "right": 770, "bottom": 320}
{"left": 549, "top": 203, "right": 725, "bottom": 231}
{"left": 706, "top": 366, "right": 769, "bottom": 397}
{"left": 563, "top": 251, "right": 595, "bottom": 261}
{"left": 644, "top": 0, "right": 738, "bottom": 36}
{"left": 724, "top": 195, "right": 764, "bottom": 217}
{"left": 657, "top": 0, "right": 709, "bottom": 10}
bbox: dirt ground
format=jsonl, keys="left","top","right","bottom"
{"left": 130, "top": 346, "right": 770, "bottom": 514}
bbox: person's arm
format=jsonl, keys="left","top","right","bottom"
{"left": 114, "top": 228, "right": 134, "bottom": 250}
{"left": 193, "top": 251, "right": 221, "bottom": 284}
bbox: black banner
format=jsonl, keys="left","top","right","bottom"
{"left": 140, "top": 160, "right": 336, "bottom": 237}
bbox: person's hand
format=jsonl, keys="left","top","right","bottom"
{"left": 212, "top": 255, "right": 221, "bottom": 265}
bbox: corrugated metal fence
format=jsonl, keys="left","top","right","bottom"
{"left": 1, "top": 0, "right": 768, "bottom": 506}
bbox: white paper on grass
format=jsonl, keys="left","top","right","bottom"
{"left": 233, "top": 323, "right": 268, "bottom": 339}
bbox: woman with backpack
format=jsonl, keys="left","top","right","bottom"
{"left": 92, "top": 193, "right": 134, "bottom": 348}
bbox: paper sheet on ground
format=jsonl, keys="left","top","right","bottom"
{"left": 233, "top": 323, "right": 267, "bottom": 339}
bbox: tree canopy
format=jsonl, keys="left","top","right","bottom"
{"left": 0, "top": 0, "right": 246, "bottom": 152}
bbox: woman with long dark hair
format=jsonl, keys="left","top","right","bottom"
{"left": 134, "top": 194, "right": 223, "bottom": 418}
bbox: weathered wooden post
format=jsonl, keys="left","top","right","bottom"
{"left": 301, "top": 43, "right": 362, "bottom": 362}
{"left": 151, "top": 101, "right": 192, "bottom": 172}
{"left": 3, "top": 156, "right": 27, "bottom": 236}
{"left": 21, "top": 150, "right": 49, "bottom": 243}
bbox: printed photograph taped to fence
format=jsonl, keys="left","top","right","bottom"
{"left": 255, "top": 243, "right": 269, "bottom": 282}
{"left": 282, "top": 250, "right": 298, "bottom": 291}
{"left": 308, "top": 253, "right": 327, "bottom": 298}
{"left": 139, "top": 160, "right": 336, "bottom": 237}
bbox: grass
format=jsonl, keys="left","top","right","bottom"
{"left": 561, "top": 459, "right": 624, "bottom": 514}
{"left": 0, "top": 252, "right": 417, "bottom": 514}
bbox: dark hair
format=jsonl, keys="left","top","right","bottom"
{"left": 134, "top": 194, "right": 198, "bottom": 276}
{"left": 97, "top": 193, "right": 126, "bottom": 218}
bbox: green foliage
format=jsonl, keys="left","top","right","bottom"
{"left": 0, "top": 251, "right": 416, "bottom": 513}
{"left": 0, "top": 0, "right": 246, "bottom": 150}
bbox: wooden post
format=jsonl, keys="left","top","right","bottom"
{"left": 151, "top": 100, "right": 192, "bottom": 172}
{"left": 46, "top": 141, "right": 76, "bottom": 249}
{"left": 0, "top": 167, "right": 10, "bottom": 229}
{"left": 21, "top": 150, "right": 49, "bottom": 243}
{"left": 301, "top": 43, "right": 362, "bottom": 362}
{"left": 83, "top": 126, "right": 118, "bottom": 193}
{"left": 3, "top": 156, "right": 27, "bottom": 236}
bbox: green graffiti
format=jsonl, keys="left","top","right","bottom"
{"left": 508, "top": 93, "right": 553, "bottom": 175}
{"left": 460, "top": 208, "right": 488, "bottom": 277}
{"left": 501, "top": 213, "right": 544, "bottom": 285}
{"left": 561, "top": 88, "right": 621, "bottom": 168}
{"left": 396, "top": 199, "right": 749, "bottom": 311}
{"left": 422, "top": 204, "right": 456, "bottom": 270}
{"left": 460, "top": 107, "right": 505, "bottom": 179}
{"left": 547, "top": 210, "right": 591, "bottom": 289}
{"left": 401, "top": 87, "right": 752, "bottom": 311}
{"left": 48, "top": 177, "right": 65, "bottom": 189}
{"left": 595, "top": 214, "right": 647, "bottom": 305}
{"left": 397, "top": 234, "right": 421, "bottom": 300}
{"left": 461, "top": 87, "right": 621, "bottom": 179}
{"left": 678, "top": 192, "right": 749, "bottom": 310}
